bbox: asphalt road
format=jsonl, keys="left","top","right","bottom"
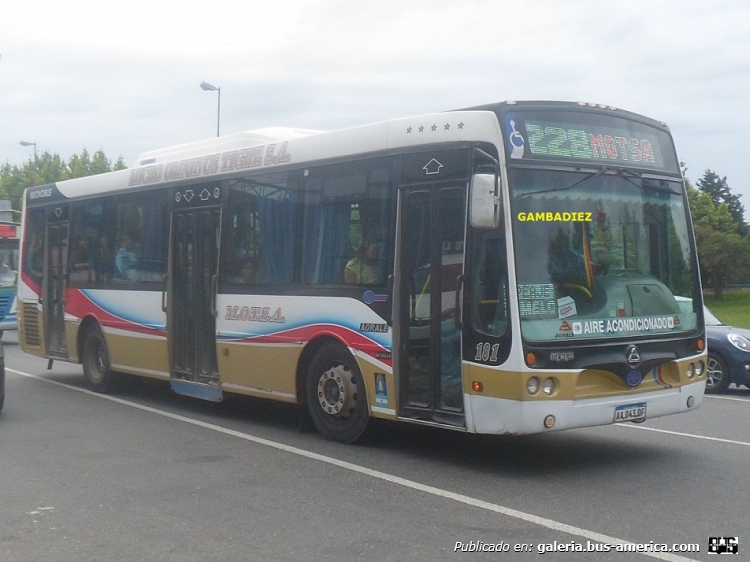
{"left": 0, "top": 330, "right": 747, "bottom": 561}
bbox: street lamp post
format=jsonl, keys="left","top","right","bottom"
{"left": 20, "top": 140, "right": 37, "bottom": 159}
{"left": 199, "top": 81, "right": 221, "bottom": 137}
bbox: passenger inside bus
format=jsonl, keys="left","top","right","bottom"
{"left": 116, "top": 231, "right": 139, "bottom": 280}
{"left": 344, "top": 241, "right": 381, "bottom": 284}
{"left": 70, "top": 234, "right": 93, "bottom": 283}
{"left": 93, "top": 236, "right": 115, "bottom": 283}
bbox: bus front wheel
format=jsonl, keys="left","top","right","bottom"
{"left": 306, "top": 343, "right": 371, "bottom": 443}
{"left": 82, "top": 327, "right": 114, "bottom": 393}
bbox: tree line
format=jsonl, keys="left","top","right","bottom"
{"left": 0, "top": 150, "right": 126, "bottom": 212}
{"left": 1, "top": 150, "right": 748, "bottom": 297}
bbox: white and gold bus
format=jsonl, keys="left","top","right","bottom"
{"left": 18, "top": 101, "right": 707, "bottom": 442}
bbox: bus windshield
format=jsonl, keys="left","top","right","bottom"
{"left": 510, "top": 167, "right": 698, "bottom": 342}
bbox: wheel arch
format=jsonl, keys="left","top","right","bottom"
{"left": 77, "top": 314, "right": 104, "bottom": 364}
{"left": 708, "top": 349, "right": 734, "bottom": 380}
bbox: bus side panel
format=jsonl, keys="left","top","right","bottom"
{"left": 65, "top": 289, "right": 169, "bottom": 378}
{"left": 217, "top": 339, "right": 301, "bottom": 400}
{"left": 216, "top": 294, "right": 394, "bottom": 413}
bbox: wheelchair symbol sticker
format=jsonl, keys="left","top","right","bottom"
{"left": 508, "top": 116, "right": 526, "bottom": 159}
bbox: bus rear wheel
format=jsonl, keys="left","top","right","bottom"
{"left": 306, "top": 343, "right": 371, "bottom": 443}
{"left": 82, "top": 327, "right": 114, "bottom": 393}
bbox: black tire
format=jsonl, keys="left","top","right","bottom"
{"left": 705, "top": 352, "right": 731, "bottom": 394}
{"left": 82, "top": 327, "right": 114, "bottom": 393}
{"left": 306, "top": 343, "right": 371, "bottom": 443}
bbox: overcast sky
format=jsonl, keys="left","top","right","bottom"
{"left": 2, "top": 0, "right": 749, "bottom": 212}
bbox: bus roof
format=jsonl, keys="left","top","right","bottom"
{"left": 27, "top": 101, "right": 667, "bottom": 203}
{"left": 26, "top": 108, "right": 504, "bottom": 203}
{"left": 134, "top": 127, "right": 326, "bottom": 166}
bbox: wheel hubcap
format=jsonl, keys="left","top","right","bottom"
{"left": 317, "top": 363, "right": 357, "bottom": 418}
{"left": 706, "top": 358, "right": 723, "bottom": 388}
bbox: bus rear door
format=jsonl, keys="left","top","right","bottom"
{"left": 44, "top": 207, "right": 70, "bottom": 359}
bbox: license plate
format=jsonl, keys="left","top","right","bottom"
{"left": 614, "top": 402, "right": 647, "bottom": 422}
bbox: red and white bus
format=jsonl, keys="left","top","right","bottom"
{"left": 18, "top": 101, "right": 706, "bottom": 442}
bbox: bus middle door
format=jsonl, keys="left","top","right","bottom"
{"left": 167, "top": 185, "right": 222, "bottom": 401}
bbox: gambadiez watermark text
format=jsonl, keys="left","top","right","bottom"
{"left": 453, "top": 540, "right": 702, "bottom": 554}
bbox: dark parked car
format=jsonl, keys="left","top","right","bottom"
{"left": 0, "top": 340, "right": 4, "bottom": 412}
{"left": 704, "top": 307, "right": 750, "bottom": 393}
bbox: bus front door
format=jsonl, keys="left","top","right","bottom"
{"left": 44, "top": 219, "right": 69, "bottom": 358}
{"left": 168, "top": 204, "right": 222, "bottom": 401}
{"left": 398, "top": 185, "right": 466, "bottom": 426}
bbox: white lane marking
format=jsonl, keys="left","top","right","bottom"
{"left": 8, "top": 368, "right": 698, "bottom": 562}
{"left": 704, "top": 394, "right": 750, "bottom": 403}
{"left": 616, "top": 423, "right": 750, "bottom": 447}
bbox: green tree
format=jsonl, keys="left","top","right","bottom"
{"left": 693, "top": 225, "right": 750, "bottom": 298}
{"left": 0, "top": 149, "right": 126, "bottom": 212}
{"left": 687, "top": 184, "right": 735, "bottom": 233}
{"left": 686, "top": 170, "right": 750, "bottom": 296}
{"left": 696, "top": 170, "right": 748, "bottom": 236}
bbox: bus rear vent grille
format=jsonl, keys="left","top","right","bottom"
{"left": 23, "top": 303, "right": 41, "bottom": 346}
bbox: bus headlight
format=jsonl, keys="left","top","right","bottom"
{"left": 695, "top": 361, "right": 704, "bottom": 376}
{"left": 543, "top": 378, "right": 556, "bottom": 395}
{"left": 687, "top": 363, "right": 695, "bottom": 379}
{"left": 526, "top": 377, "right": 540, "bottom": 395}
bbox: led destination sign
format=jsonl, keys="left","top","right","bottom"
{"left": 504, "top": 111, "right": 676, "bottom": 172}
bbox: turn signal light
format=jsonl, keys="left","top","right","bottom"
{"left": 472, "top": 381, "right": 483, "bottom": 392}
{"left": 526, "top": 352, "right": 536, "bottom": 366}
{"left": 697, "top": 339, "right": 705, "bottom": 351}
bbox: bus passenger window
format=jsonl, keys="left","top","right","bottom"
{"left": 23, "top": 209, "right": 45, "bottom": 282}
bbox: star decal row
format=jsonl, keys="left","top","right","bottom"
{"left": 406, "top": 122, "right": 465, "bottom": 133}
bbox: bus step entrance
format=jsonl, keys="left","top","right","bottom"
{"left": 170, "top": 379, "right": 223, "bottom": 402}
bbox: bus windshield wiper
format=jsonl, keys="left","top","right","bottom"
{"left": 616, "top": 166, "right": 682, "bottom": 196}
{"left": 520, "top": 166, "right": 610, "bottom": 197}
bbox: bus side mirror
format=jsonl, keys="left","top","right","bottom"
{"left": 470, "top": 173, "right": 501, "bottom": 229}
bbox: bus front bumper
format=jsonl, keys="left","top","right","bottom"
{"left": 468, "top": 379, "right": 706, "bottom": 435}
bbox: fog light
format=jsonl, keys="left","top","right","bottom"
{"left": 527, "top": 377, "right": 539, "bottom": 395}
{"left": 543, "top": 378, "right": 555, "bottom": 395}
{"left": 687, "top": 396, "right": 695, "bottom": 408}
{"left": 687, "top": 363, "right": 695, "bottom": 378}
{"left": 695, "top": 361, "right": 704, "bottom": 376}
{"left": 544, "top": 415, "right": 555, "bottom": 428}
